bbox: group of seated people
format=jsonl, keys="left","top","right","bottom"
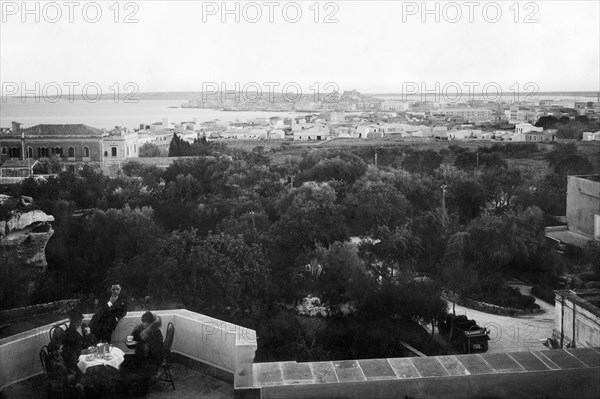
{"left": 45, "top": 309, "right": 165, "bottom": 398}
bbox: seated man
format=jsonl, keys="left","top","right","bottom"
{"left": 121, "top": 311, "right": 164, "bottom": 396}
{"left": 46, "top": 341, "right": 84, "bottom": 399}
{"left": 62, "top": 309, "right": 97, "bottom": 371}
{"left": 90, "top": 282, "right": 127, "bottom": 343}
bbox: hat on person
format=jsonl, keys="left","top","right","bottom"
{"left": 141, "top": 311, "right": 156, "bottom": 324}
{"left": 68, "top": 309, "right": 84, "bottom": 322}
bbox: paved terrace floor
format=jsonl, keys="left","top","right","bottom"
{"left": 0, "top": 363, "right": 233, "bottom": 399}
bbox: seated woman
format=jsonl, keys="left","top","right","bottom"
{"left": 46, "top": 341, "right": 84, "bottom": 398}
{"left": 121, "top": 311, "right": 164, "bottom": 396}
{"left": 62, "top": 309, "right": 97, "bottom": 371}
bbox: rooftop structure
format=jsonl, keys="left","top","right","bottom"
{"left": 1, "top": 309, "right": 599, "bottom": 398}
{"left": 566, "top": 175, "right": 600, "bottom": 240}
{"left": 553, "top": 289, "right": 600, "bottom": 349}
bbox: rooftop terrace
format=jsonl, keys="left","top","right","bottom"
{"left": 1, "top": 309, "right": 599, "bottom": 399}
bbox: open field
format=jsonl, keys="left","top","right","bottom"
{"left": 128, "top": 138, "right": 598, "bottom": 171}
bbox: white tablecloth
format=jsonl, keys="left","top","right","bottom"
{"left": 77, "top": 347, "right": 125, "bottom": 373}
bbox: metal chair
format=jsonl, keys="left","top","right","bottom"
{"left": 39, "top": 345, "right": 50, "bottom": 375}
{"left": 48, "top": 323, "right": 68, "bottom": 343}
{"left": 157, "top": 322, "right": 175, "bottom": 390}
{"left": 39, "top": 345, "right": 72, "bottom": 399}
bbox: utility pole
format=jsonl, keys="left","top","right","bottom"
{"left": 441, "top": 184, "right": 448, "bottom": 228}
{"left": 250, "top": 211, "right": 257, "bottom": 237}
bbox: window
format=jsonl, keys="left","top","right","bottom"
{"left": 67, "top": 165, "right": 76, "bottom": 174}
{"left": 1, "top": 147, "right": 6, "bottom": 155}
{"left": 52, "top": 147, "right": 62, "bottom": 156}
{"left": 39, "top": 147, "right": 49, "bottom": 157}
{"left": 111, "top": 147, "right": 117, "bottom": 157}
{"left": 104, "top": 151, "right": 108, "bottom": 157}
{"left": 9, "top": 147, "right": 20, "bottom": 158}
{"left": 83, "top": 147, "right": 90, "bottom": 157}
{"left": 27, "top": 147, "right": 33, "bottom": 158}
{"left": 68, "top": 147, "right": 75, "bottom": 157}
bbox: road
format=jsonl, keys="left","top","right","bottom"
{"left": 431, "top": 284, "right": 555, "bottom": 354}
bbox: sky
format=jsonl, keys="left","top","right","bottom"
{"left": 1, "top": 0, "right": 599, "bottom": 95}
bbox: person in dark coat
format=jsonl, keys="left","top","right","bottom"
{"left": 90, "top": 282, "right": 127, "bottom": 343}
{"left": 121, "top": 311, "right": 164, "bottom": 396}
{"left": 62, "top": 309, "right": 97, "bottom": 371}
{"left": 46, "top": 341, "right": 84, "bottom": 398}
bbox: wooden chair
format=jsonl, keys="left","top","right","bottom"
{"left": 157, "top": 322, "right": 175, "bottom": 390}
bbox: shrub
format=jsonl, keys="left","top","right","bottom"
{"left": 531, "top": 285, "right": 555, "bottom": 304}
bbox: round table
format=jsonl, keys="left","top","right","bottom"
{"left": 77, "top": 346, "right": 125, "bottom": 373}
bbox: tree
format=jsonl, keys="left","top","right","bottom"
{"left": 139, "top": 143, "right": 165, "bottom": 157}
{"left": 346, "top": 178, "right": 409, "bottom": 233}
{"left": 402, "top": 150, "right": 443, "bottom": 177}
{"left": 446, "top": 180, "right": 487, "bottom": 223}
{"left": 168, "top": 133, "right": 191, "bottom": 156}
{"left": 267, "top": 182, "right": 348, "bottom": 298}
{"left": 149, "top": 231, "right": 272, "bottom": 318}
{"left": 535, "top": 115, "right": 559, "bottom": 129}
{"left": 46, "top": 206, "right": 163, "bottom": 297}
{"left": 358, "top": 226, "right": 423, "bottom": 281}
{"left": 481, "top": 167, "right": 523, "bottom": 212}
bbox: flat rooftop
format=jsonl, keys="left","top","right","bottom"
{"left": 545, "top": 227, "right": 594, "bottom": 247}
{"left": 0, "top": 362, "right": 233, "bottom": 399}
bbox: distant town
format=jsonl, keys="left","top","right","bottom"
{"left": 1, "top": 89, "right": 599, "bottom": 178}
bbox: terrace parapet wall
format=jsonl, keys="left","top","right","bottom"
{"left": 0, "top": 309, "right": 257, "bottom": 391}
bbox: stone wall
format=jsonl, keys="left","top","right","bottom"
{"left": 0, "top": 299, "right": 79, "bottom": 324}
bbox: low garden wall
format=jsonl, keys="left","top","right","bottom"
{"left": 0, "top": 299, "right": 80, "bottom": 324}
{"left": 442, "top": 290, "right": 544, "bottom": 316}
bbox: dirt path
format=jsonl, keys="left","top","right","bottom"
{"left": 431, "top": 284, "right": 555, "bottom": 354}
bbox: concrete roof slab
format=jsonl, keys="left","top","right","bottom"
{"left": 507, "top": 351, "right": 550, "bottom": 372}
{"left": 539, "top": 350, "right": 586, "bottom": 370}
{"left": 281, "top": 362, "right": 313, "bottom": 384}
{"left": 309, "top": 362, "right": 338, "bottom": 384}
{"left": 410, "top": 357, "right": 450, "bottom": 377}
{"left": 456, "top": 354, "right": 495, "bottom": 375}
{"left": 332, "top": 360, "right": 366, "bottom": 382}
{"left": 480, "top": 353, "right": 524, "bottom": 373}
{"left": 565, "top": 348, "right": 600, "bottom": 367}
{"left": 254, "top": 362, "right": 283, "bottom": 386}
{"left": 387, "top": 358, "right": 421, "bottom": 379}
{"left": 437, "top": 355, "right": 470, "bottom": 376}
{"left": 357, "top": 359, "right": 397, "bottom": 380}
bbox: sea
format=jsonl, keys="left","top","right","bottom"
{"left": 0, "top": 97, "right": 304, "bottom": 130}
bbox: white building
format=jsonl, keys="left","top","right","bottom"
{"left": 582, "top": 131, "right": 600, "bottom": 141}
{"left": 222, "top": 129, "right": 268, "bottom": 140}
{"left": 293, "top": 126, "right": 331, "bottom": 141}
{"left": 431, "top": 108, "right": 493, "bottom": 122}
{"left": 515, "top": 123, "right": 543, "bottom": 135}
{"left": 268, "top": 129, "right": 286, "bottom": 140}
{"left": 380, "top": 100, "right": 409, "bottom": 112}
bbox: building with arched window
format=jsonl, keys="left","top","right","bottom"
{"left": 0, "top": 122, "right": 104, "bottom": 174}
{"left": 102, "top": 126, "right": 139, "bottom": 176}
